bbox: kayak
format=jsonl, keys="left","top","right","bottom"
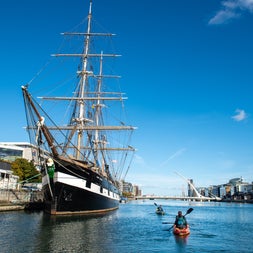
{"left": 156, "top": 209, "right": 165, "bottom": 215}
{"left": 173, "top": 225, "right": 190, "bottom": 236}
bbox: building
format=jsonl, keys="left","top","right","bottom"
{"left": 133, "top": 185, "right": 142, "bottom": 197}
{"left": 0, "top": 161, "right": 19, "bottom": 190}
{"left": 0, "top": 142, "right": 38, "bottom": 163}
{"left": 119, "top": 180, "right": 134, "bottom": 195}
{"left": 188, "top": 179, "right": 195, "bottom": 197}
{"left": 0, "top": 142, "right": 40, "bottom": 190}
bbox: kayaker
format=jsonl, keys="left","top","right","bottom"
{"left": 157, "top": 205, "right": 163, "bottom": 212}
{"left": 156, "top": 205, "right": 164, "bottom": 213}
{"left": 174, "top": 210, "right": 187, "bottom": 228}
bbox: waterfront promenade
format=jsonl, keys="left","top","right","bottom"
{"left": 0, "top": 189, "right": 43, "bottom": 212}
{"left": 0, "top": 202, "right": 24, "bottom": 211}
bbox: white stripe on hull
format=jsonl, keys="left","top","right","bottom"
{"left": 42, "top": 171, "right": 120, "bottom": 201}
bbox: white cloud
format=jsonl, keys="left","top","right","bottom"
{"left": 209, "top": 9, "right": 240, "bottom": 24}
{"left": 209, "top": 0, "right": 253, "bottom": 25}
{"left": 231, "top": 108, "right": 247, "bottom": 121}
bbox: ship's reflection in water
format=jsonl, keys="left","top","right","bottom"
{"left": 37, "top": 212, "right": 117, "bottom": 253}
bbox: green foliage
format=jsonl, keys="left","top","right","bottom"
{"left": 11, "top": 158, "right": 41, "bottom": 183}
{"left": 122, "top": 191, "right": 133, "bottom": 198}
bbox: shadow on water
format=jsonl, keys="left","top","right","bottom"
{"left": 198, "top": 233, "right": 217, "bottom": 238}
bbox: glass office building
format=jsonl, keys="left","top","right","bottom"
{"left": 0, "top": 142, "right": 37, "bottom": 163}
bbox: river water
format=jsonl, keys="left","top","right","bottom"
{"left": 0, "top": 200, "right": 252, "bottom": 252}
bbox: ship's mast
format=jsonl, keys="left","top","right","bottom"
{"left": 76, "top": 0, "right": 93, "bottom": 159}
{"left": 21, "top": 0, "right": 136, "bottom": 186}
{"left": 34, "top": 0, "right": 136, "bottom": 165}
{"left": 95, "top": 52, "right": 106, "bottom": 171}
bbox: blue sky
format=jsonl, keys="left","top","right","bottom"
{"left": 1, "top": 0, "right": 253, "bottom": 195}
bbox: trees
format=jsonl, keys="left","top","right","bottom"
{"left": 11, "top": 158, "right": 41, "bottom": 183}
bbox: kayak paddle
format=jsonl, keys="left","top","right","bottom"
{"left": 185, "top": 207, "right": 193, "bottom": 216}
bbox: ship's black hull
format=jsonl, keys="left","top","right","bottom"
{"left": 42, "top": 161, "right": 120, "bottom": 215}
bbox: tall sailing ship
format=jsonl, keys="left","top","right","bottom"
{"left": 21, "top": 0, "right": 136, "bottom": 215}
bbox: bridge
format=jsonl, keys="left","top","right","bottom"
{"left": 134, "top": 172, "right": 222, "bottom": 202}
{"left": 140, "top": 171, "right": 221, "bottom": 202}
{"left": 135, "top": 195, "right": 221, "bottom": 201}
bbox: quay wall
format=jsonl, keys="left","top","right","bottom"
{"left": 0, "top": 189, "right": 43, "bottom": 203}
